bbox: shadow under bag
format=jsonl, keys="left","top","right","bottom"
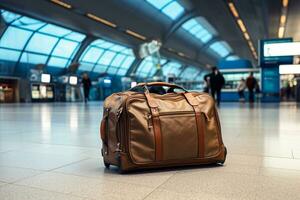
{"left": 100, "top": 82, "right": 227, "bottom": 172}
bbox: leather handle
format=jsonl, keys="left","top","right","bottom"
{"left": 100, "top": 119, "right": 106, "bottom": 141}
{"left": 136, "top": 82, "right": 188, "bottom": 92}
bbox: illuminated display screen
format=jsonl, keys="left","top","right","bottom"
{"left": 69, "top": 76, "right": 78, "bottom": 85}
{"left": 41, "top": 74, "right": 51, "bottom": 83}
{"left": 260, "top": 38, "right": 293, "bottom": 65}
{"left": 103, "top": 79, "right": 111, "bottom": 84}
{"left": 279, "top": 64, "right": 300, "bottom": 74}
{"left": 264, "top": 42, "right": 300, "bottom": 57}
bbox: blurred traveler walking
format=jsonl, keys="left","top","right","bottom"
{"left": 82, "top": 73, "right": 91, "bottom": 103}
{"left": 246, "top": 72, "right": 257, "bottom": 103}
{"left": 203, "top": 74, "right": 210, "bottom": 93}
{"left": 237, "top": 78, "right": 246, "bottom": 102}
{"left": 209, "top": 67, "right": 225, "bottom": 106}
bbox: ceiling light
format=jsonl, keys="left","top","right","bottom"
{"left": 86, "top": 13, "right": 117, "bottom": 28}
{"left": 178, "top": 52, "right": 185, "bottom": 57}
{"left": 125, "top": 29, "right": 146, "bottom": 40}
{"left": 280, "top": 15, "right": 286, "bottom": 24}
{"left": 278, "top": 26, "right": 285, "bottom": 38}
{"left": 50, "top": 0, "right": 72, "bottom": 9}
{"left": 237, "top": 19, "right": 246, "bottom": 32}
{"left": 283, "top": 0, "right": 289, "bottom": 7}
{"left": 244, "top": 32, "right": 250, "bottom": 40}
{"left": 248, "top": 41, "right": 254, "bottom": 48}
{"left": 168, "top": 48, "right": 176, "bottom": 52}
{"left": 228, "top": 2, "right": 239, "bottom": 18}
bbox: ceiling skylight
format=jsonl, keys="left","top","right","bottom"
{"left": 145, "top": 0, "right": 184, "bottom": 20}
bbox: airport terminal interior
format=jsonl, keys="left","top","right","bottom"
{"left": 1, "top": 0, "right": 300, "bottom": 199}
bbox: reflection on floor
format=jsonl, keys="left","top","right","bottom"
{"left": 0, "top": 102, "right": 300, "bottom": 200}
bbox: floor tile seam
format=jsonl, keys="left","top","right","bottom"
{"left": 8, "top": 141, "right": 97, "bottom": 148}
{"left": 45, "top": 158, "right": 91, "bottom": 172}
{"left": 7, "top": 170, "right": 48, "bottom": 185}
{"left": 52, "top": 170, "right": 167, "bottom": 189}
{"left": 175, "top": 168, "right": 263, "bottom": 178}
{"left": 141, "top": 171, "right": 179, "bottom": 200}
{"left": 25, "top": 141, "right": 100, "bottom": 149}
{"left": 7, "top": 182, "right": 87, "bottom": 199}
{"left": 146, "top": 185, "right": 259, "bottom": 199}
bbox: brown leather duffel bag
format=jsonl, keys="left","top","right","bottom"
{"left": 100, "top": 82, "right": 226, "bottom": 172}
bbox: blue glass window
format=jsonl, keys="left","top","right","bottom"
{"left": 78, "top": 39, "right": 136, "bottom": 76}
{"left": 39, "top": 24, "right": 71, "bottom": 37}
{"left": 52, "top": 39, "right": 79, "bottom": 58}
{"left": 20, "top": 53, "right": 48, "bottom": 64}
{"left": 180, "top": 66, "right": 200, "bottom": 80}
{"left": 1, "top": 10, "right": 21, "bottom": 23}
{"left": 0, "top": 9, "right": 86, "bottom": 68}
{"left": 117, "top": 68, "right": 128, "bottom": 76}
{"left": 0, "top": 27, "right": 32, "bottom": 50}
{"left": 0, "top": 49, "right": 21, "bottom": 62}
{"left": 182, "top": 17, "right": 215, "bottom": 44}
{"left": 78, "top": 62, "right": 94, "bottom": 72}
{"left": 111, "top": 54, "right": 126, "bottom": 67}
{"left": 93, "top": 64, "right": 107, "bottom": 73}
{"left": 209, "top": 41, "right": 232, "bottom": 58}
{"left": 162, "top": 61, "right": 182, "bottom": 76}
{"left": 136, "top": 57, "right": 167, "bottom": 78}
{"left": 48, "top": 57, "right": 69, "bottom": 68}
{"left": 226, "top": 55, "right": 239, "bottom": 61}
{"left": 98, "top": 51, "right": 116, "bottom": 65}
{"left": 11, "top": 17, "right": 45, "bottom": 31}
{"left": 145, "top": 0, "right": 184, "bottom": 20}
{"left": 25, "top": 33, "right": 59, "bottom": 54}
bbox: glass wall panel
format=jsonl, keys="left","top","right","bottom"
{"left": 78, "top": 39, "right": 136, "bottom": 76}
{"left": 0, "top": 9, "right": 86, "bottom": 69}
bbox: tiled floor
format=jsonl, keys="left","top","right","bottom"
{"left": 0, "top": 102, "right": 300, "bottom": 200}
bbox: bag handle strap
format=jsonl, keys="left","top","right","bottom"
{"left": 135, "top": 82, "right": 188, "bottom": 92}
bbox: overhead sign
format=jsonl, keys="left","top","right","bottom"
{"left": 264, "top": 42, "right": 300, "bottom": 57}
{"left": 279, "top": 64, "right": 300, "bottom": 74}
{"left": 259, "top": 38, "right": 293, "bottom": 65}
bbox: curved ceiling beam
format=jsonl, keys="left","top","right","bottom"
{"left": 196, "top": 36, "right": 220, "bottom": 59}
{"left": 72, "top": 36, "right": 96, "bottom": 64}
{"left": 162, "top": 9, "right": 198, "bottom": 44}
{"left": 125, "top": 58, "right": 142, "bottom": 77}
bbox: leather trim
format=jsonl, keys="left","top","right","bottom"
{"left": 152, "top": 113, "right": 163, "bottom": 161}
{"left": 100, "top": 119, "right": 106, "bottom": 141}
{"left": 183, "top": 93, "right": 205, "bottom": 158}
{"left": 145, "top": 92, "right": 158, "bottom": 108}
{"left": 144, "top": 93, "right": 163, "bottom": 161}
{"left": 184, "top": 92, "right": 200, "bottom": 106}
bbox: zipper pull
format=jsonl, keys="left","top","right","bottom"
{"left": 147, "top": 114, "right": 153, "bottom": 130}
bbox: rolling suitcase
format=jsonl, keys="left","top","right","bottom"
{"left": 100, "top": 82, "right": 227, "bottom": 172}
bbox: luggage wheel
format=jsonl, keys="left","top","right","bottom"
{"left": 220, "top": 147, "right": 227, "bottom": 165}
{"left": 104, "top": 161, "right": 110, "bottom": 169}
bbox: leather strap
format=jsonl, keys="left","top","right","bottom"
{"left": 144, "top": 92, "right": 163, "bottom": 161}
{"left": 183, "top": 93, "right": 205, "bottom": 158}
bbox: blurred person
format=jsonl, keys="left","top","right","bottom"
{"left": 203, "top": 75, "right": 210, "bottom": 93}
{"left": 209, "top": 67, "right": 225, "bottom": 106}
{"left": 246, "top": 72, "right": 257, "bottom": 103}
{"left": 286, "top": 82, "right": 291, "bottom": 100}
{"left": 237, "top": 78, "right": 246, "bottom": 102}
{"left": 82, "top": 73, "right": 91, "bottom": 103}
